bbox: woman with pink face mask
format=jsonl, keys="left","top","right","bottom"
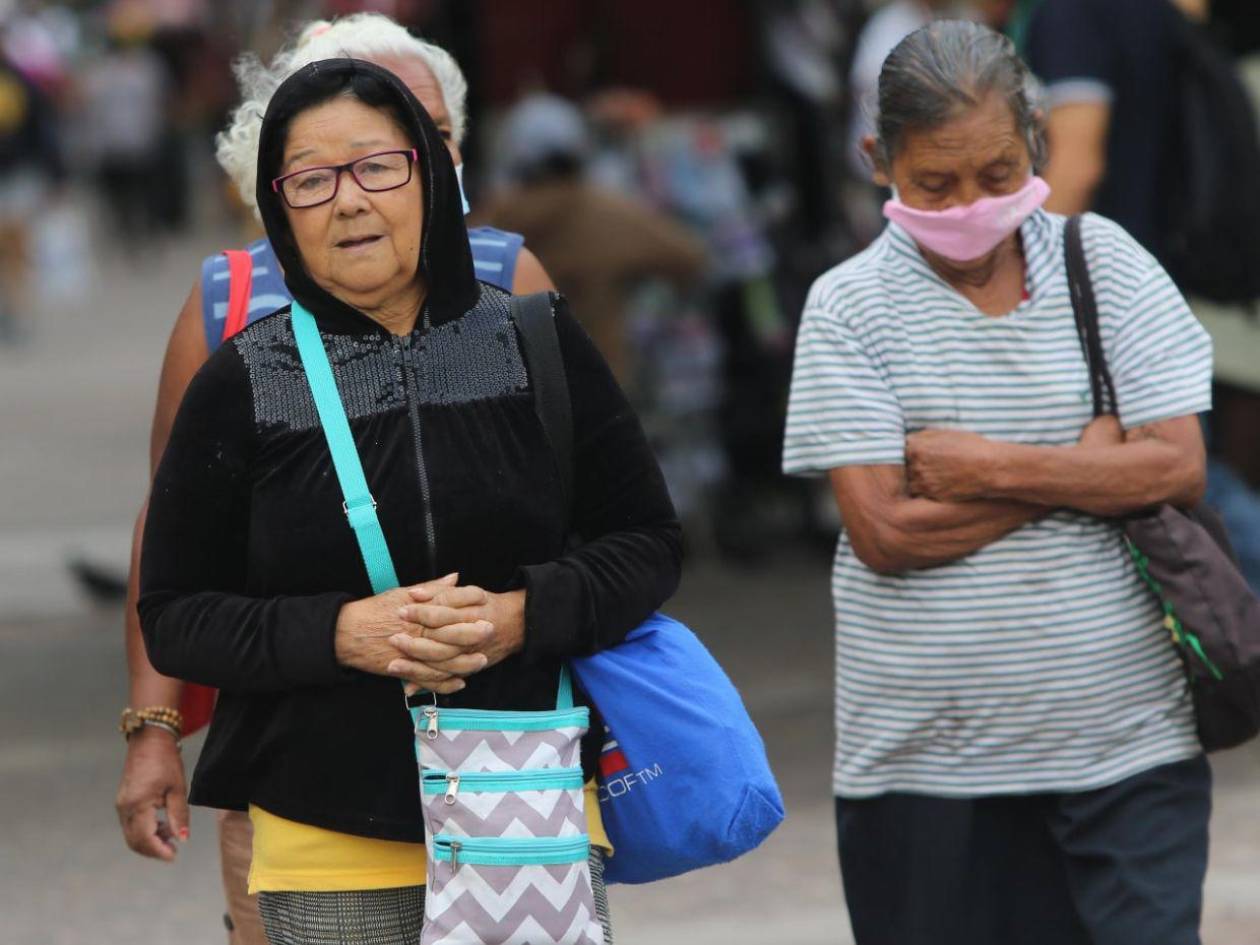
{"left": 785, "top": 20, "right": 1214, "bottom": 945}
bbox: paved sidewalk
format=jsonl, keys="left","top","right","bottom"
{"left": 3, "top": 563, "right": 1259, "bottom": 944}
{"left": 0, "top": 558, "right": 853, "bottom": 945}
{"left": 0, "top": 217, "right": 233, "bottom": 622}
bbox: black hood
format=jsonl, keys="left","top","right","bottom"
{"left": 255, "top": 57, "right": 478, "bottom": 332}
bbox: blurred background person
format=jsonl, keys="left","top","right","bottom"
{"left": 78, "top": 7, "right": 169, "bottom": 253}
{"left": 0, "top": 43, "right": 64, "bottom": 344}
{"left": 480, "top": 91, "right": 779, "bottom": 555}
{"left": 1025, "top": 0, "right": 1197, "bottom": 254}
{"left": 757, "top": 0, "right": 852, "bottom": 250}
{"left": 848, "top": 0, "right": 957, "bottom": 178}
{"left": 475, "top": 92, "right": 706, "bottom": 386}
{"left": 1025, "top": 0, "right": 1260, "bottom": 591}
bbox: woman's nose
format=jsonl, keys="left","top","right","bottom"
{"left": 332, "top": 170, "right": 373, "bottom": 214}
{"left": 958, "top": 177, "right": 997, "bottom": 207}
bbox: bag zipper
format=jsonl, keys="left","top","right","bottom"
{"left": 432, "top": 834, "right": 590, "bottom": 873}
{"left": 422, "top": 767, "right": 585, "bottom": 803}
{"left": 414, "top": 705, "right": 588, "bottom": 739}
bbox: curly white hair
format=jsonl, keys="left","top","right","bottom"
{"left": 214, "top": 13, "right": 469, "bottom": 218}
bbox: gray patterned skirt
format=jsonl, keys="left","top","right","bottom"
{"left": 257, "top": 847, "right": 613, "bottom": 945}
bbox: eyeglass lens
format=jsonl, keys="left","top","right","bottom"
{"left": 282, "top": 151, "right": 413, "bottom": 208}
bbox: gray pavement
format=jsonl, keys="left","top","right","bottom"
{"left": 2, "top": 210, "right": 1258, "bottom": 944}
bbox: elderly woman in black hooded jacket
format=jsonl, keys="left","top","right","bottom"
{"left": 138, "top": 59, "right": 680, "bottom": 944}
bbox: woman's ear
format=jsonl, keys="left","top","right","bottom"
{"left": 861, "top": 135, "right": 891, "bottom": 188}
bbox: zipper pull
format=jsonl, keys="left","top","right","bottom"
{"left": 423, "top": 705, "right": 439, "bottom": 740}
{"left": 444, "top": 773, "right": 460, "bottom": 805}
{"left": 449, "top": 840, "right": 461, "bottom": 873}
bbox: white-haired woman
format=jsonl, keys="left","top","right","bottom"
{"left": 114, "top": 15, "right": 558, "bottom": 945}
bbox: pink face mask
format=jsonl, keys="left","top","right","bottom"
{"left": 883, "top": 176, "right": 1051, "bottom": 262}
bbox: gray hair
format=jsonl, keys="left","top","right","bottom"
{"left": 215, "top": 13, "right": 469, "bottom": 219}
{"left": 873, "top": 20, "right": 1045, "bottom": 171}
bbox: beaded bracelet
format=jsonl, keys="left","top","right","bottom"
{"left": 119, "top": 706, "right": 185, "bottom": 743}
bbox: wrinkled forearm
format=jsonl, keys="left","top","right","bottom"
{"left": 863, "top": 496, "right": 1044, "bottom": 574}
{"left": 982, "top": 439, "right": 1205, "bottom": 516}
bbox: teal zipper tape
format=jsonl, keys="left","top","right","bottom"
{"left": 422, "top": 767, "right": 585, "bottom": 795}
{"left": 412, "top": 705, "right": 589, "bottom": 734}
{"left": 432, "top": 834, "right": 590, "bottom": 869}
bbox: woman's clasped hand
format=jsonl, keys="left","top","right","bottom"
{"left": 333, "top": 573, "right": 527, "bottom": 695}
{"left": 904, "top": 415, "right": 1127, "bottom": 503}
{"left": 904, "top": 428, "right": 998, "bottom": 502}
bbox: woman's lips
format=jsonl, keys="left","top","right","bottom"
{"left": 335, "top": 234, "right": 383, "bottom": 250}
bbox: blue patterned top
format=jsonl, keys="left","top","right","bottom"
{"left": 200, "top": 226, "right": 526, "bottom": 352}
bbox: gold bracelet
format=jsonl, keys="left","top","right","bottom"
{"left": 120, "top": 706, "right": 185, "bottom": 742}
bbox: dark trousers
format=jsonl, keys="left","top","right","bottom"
{"left": 835, "top": 756, "right": 1211, "bottom": 945}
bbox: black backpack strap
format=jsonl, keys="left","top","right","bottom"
{"left": 1064, "top": 215, "right": 1118, "bottom": 417}
{"left": 510, "top": 292, "right": 574, "bottom": 520}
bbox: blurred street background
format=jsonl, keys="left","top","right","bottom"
{"left": 3, "top": 1, "right": 1260, "bottom": 943}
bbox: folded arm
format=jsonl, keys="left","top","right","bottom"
{"left": 907, "top": 414, "right": 1206, "bottom": 518}
{"left": 984, "top": 416, "right": 1205, "bottom": 514}
{"left": 830, "top": 464, "right": 1045, "bottom": 575}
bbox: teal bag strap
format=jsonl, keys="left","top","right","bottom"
{"left": 555, "top": 665, "right": 573, "bottom": 711}
{"left": 292, "top": 300, "right": 576, "bottom": 706}
{"left": 290, "top": 301, "right": 400, "bottom": 594}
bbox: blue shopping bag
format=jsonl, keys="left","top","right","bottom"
{"left": 572, "top": 613, "right": 785, "bottom": 884}
{"left": 509, "top": 295, "right": 783, "bottom": 882}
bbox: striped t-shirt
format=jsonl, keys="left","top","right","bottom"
{"left": 783, "top": 210, "right": 1212, "bottom": 797}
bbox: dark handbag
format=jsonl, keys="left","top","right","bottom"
{"left": 1065, "top": 215, "right": 1260, "bottom": 751}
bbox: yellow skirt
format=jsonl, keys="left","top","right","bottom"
{"left": 248, "top": 782, "right": 610, "bottom": 893}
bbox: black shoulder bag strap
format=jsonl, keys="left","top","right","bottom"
{"left": 1064, "top": 215, "right": 1119, "bottom": 418}
{"left": 510, "top": 293, "right": 575, "bottom": 522}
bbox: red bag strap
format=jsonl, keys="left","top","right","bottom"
{"left": 183, "top": 248, "right": 254, "bottom": 736}
{"left": 178, "top": 683, "right": 216, "bottom": 736}
{"left": 221, "top": 249, "right": 254, "bottom": 341}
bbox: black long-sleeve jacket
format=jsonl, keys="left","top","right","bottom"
{"left": 138, "top": 59, "right": 681, "bottom": 842}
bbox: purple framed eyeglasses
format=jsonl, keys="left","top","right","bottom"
{"left": 272, "top": 148, "right": 419, "bottom": 208}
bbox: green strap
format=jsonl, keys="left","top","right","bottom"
{"left": 290, "top": 302, "right": 400, "bottom": 595}
{"left": 1126, "top": 539, "right": 1224, "bottom": 681}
